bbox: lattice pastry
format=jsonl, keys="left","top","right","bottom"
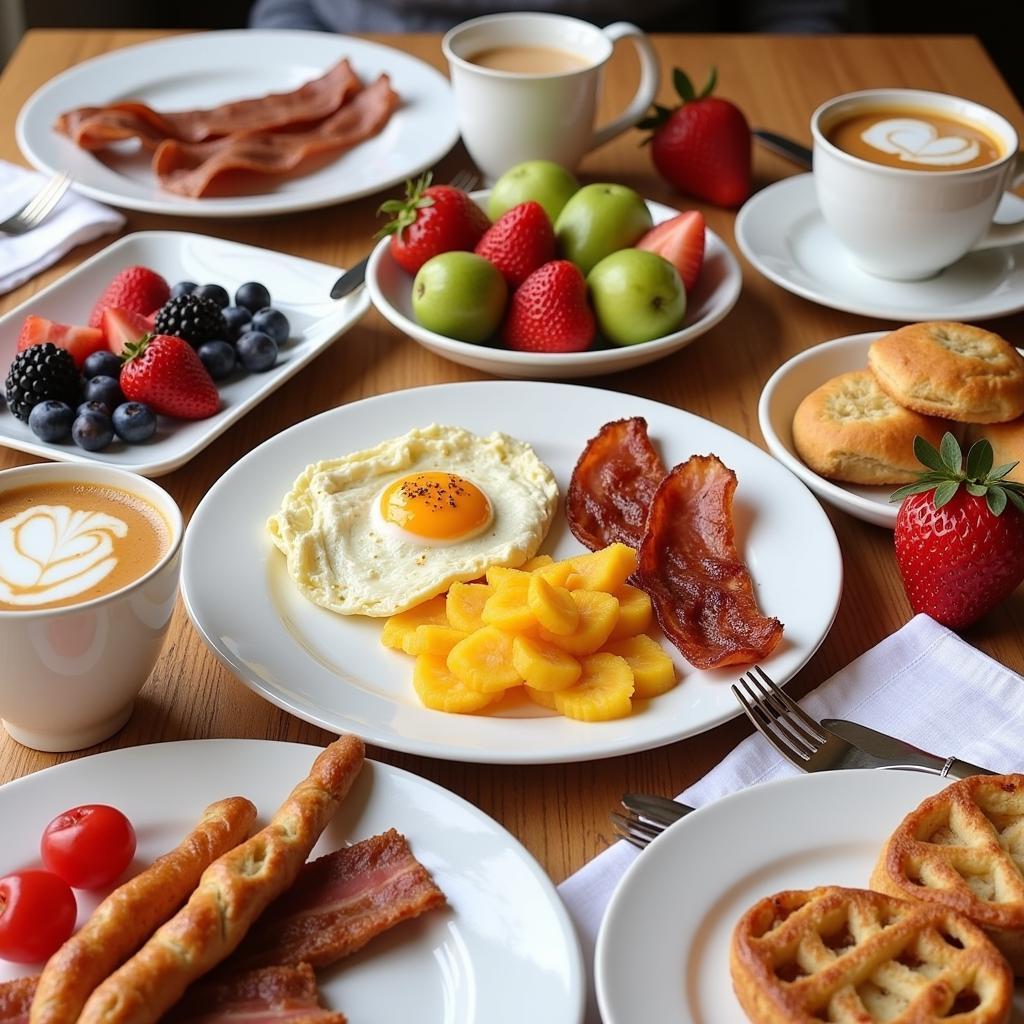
{"left": 871, "top": 773, "right": 1024, "bottom": 974}
{"left": 730, "top": 886, "right": 1011, "bottom": 1023}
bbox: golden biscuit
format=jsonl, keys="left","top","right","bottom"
{"left": 792, "top": 370, "right": 946, "bottom": 485}
{"left": 868, "top": 322, "right": 1024, "bottom": 423}
{"left": 965, "top": 419, "right": 1024, "bottom": 484}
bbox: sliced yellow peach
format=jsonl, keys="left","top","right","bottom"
{"left": 533, "top": 558, "right": 577, "bottom": 588}
{"left": 512, "top": 635, "right": 581, "bottom": 691}
{"left": 604, "top": 634, "right": 676, "bottom": 698}
{"left": 485, "top": 565, "right": 531, "bottom": 588}
{"left": 380, "top": 595, "right": 449, "bottom": 650}
{"left": 447, "top": 626, "right": 521, "bottom": 692}
{"left": 522, "top": 553, "right": 554, "bottom": 570}
{"left": 539, "top": 589, "right": 619, "bottom": 655}
{"left": 413, "top": 654, "right": 499, "bottom": 714}
{"left": 610, "top": 584, "right": 653, "bottom": 639}
{"left": 527, "top": 575, "right": 579, "bottom": 635}
{"left": 568, "top": 543, "right": 638, "bottom": 594}
{"left": 481, "top": 580, "right": 535, "bottom": 632}
{"left": 446, "top": 581, "right": 492, "bottom": 633}
{"left": 553, "top": 653, "right": 634, "bottom": 722}
{"left": 401, "top": 624, "right": 469, "bottom": 657}
{"left": 525, "top": 686, "right": 557, "bottom": 710}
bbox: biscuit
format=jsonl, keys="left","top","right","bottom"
{"left": 965, "top": 418, "right": 1024, "bottom": 484}
{"left": 792, "top": 369, "right": 946, "bottom": 485}
{"left": 868, "top": 322, "right": 1024, "bottom": 423}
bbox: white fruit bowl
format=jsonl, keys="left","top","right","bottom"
{"left": 365, "top": 191, "right": 742, "bottom": 380}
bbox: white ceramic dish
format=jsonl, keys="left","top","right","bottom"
{"left": 16, "top": 31, "right": 458, "bottom": 218}
{"left": 735, "top": 174, "right": 1024, "bottom": 322}
{"left": 0, "top": 231, "right": 369, "bottom": 477}
{"left": 0, "top": 739, "right": 584, "bottom": 1022}
{"left": 181, "top": 380, "right": 842, "bottom": 765}
{"left": 593, "top": 769, "right": 1013, "bottom": 1024}
{"left": 365, "top": 192, "right": 742, "bottom": 379}
{"left": 759, "top": 330, "right": 902, "bottom": 529}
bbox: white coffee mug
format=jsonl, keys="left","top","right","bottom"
{"left": 811, "top": 88, "right": 1024, "bottom": 280}
{"left": 0, "top": 463, "right": 182, "bottom": 752}
{"left": 442, "top": 12, "right": 660, "bottom": 182}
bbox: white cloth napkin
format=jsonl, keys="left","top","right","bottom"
{"left": 558, "top": 613, "right": 1024, "bottom": 1023}
{"left": 0, "top": 161, "right": 124, "bottom": 295}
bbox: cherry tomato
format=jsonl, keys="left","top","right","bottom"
{"left": 41, "top": 804, "right": 136, "bottom": 890}
{"left": 0, "top": 870, "right": 76, "bottom": 963}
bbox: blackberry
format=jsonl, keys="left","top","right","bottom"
{"left": 5, "top": 344, "right": 80, "bottom": 422}
{"left": 154, "top": 294, "right": 228, "bottom": 348}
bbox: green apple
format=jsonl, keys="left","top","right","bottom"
{"left": 555, "top": 184, "right": 654, "bottom": 276}
{"left": 587, "top": 249, "right": 686, "bottom": 346}
{"left": 488, "top": 160, "right": 579, "bottom": 224}
{"left": 412, "top": 252, "right": 507, "bottom": 343}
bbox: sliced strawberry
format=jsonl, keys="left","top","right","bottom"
{"left": 103, "top": 307, "right": 156, "bottom": 357}
{"left": 88, "top": 266, "right": 170, "bottom": 329}
{"left": 120, "top": 333, "right": 219, "bottom": 420}
{"left": 636, "top": 211, "right": 706, "bottom": 293}
{"left": 16, "top": 315, "right": 107, "bottom": 369}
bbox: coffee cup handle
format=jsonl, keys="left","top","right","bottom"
{"left": 970, "top": 152, "right": 1024, "bottom": 252}
{"left": 589, "top": 23, "right": 660, "bottom": 151}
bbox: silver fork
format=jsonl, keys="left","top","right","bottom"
{"left": 610, "top": 793, "right": 694, "bottom": 849}
{"left": 0, "top": 171, "right": 72, "bottom": 235}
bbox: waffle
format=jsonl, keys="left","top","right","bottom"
{"left": 730, "top": 886, "right": 1011, "bottom": 1023}
{"left": 871, "top": 774, "right": 1024, "bottom": 973}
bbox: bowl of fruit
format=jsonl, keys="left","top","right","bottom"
{"left": 365, "top": 161, "right": 742, "bottom": 380}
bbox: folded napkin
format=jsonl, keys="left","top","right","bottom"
{"left": 559, "top": 613, "right": 1024, "bottom": 1023}
{"left": 0, "top": 161, "right": 124, "bottom": 295}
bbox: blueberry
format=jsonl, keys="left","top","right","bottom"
{"left": 83, "top": 375, "right": 125, "bottom": 410}
{"left": 250, "top": 307, "right": 289, "bottom": 346}
{"left": 82, "top": 350, "right": 123, "bottom": 380}
{"left": 112, "top": 402, "right": 157, "bottom": 443}
{"left": 195, "top": 283, "right": 230, "bottom": 308}
{"left": 234, "top": 281, "right": 271, "bottom": 313}
{"left": 197, "top": 340, "right": 237, "bottom": 381}
{"left": 77, "top": 400, "right": 111, "bottom": 417}
{"left": 72, "top": 410, "right": 114, "bottom": 451}
{"left": 236, "top": 330, "right": 278, "bottom": 372}
{"left": 171, "top": 280, "right": 198, "bottom": 299}
{"left": 221, "top": 305, "right": 252, "bottom": 342}
{"left": 28, "top": 400, "right": 73, "bottom": 442}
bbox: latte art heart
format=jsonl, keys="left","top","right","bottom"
{"left": 860, "top": 117, "right": 981, "bottom": 166}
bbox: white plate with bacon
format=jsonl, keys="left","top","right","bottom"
{"left": 0, "top": 738, "right": 584, "bottom": 1022}
{"left": 181, "top": 380, "right": 843, "bottom": 764}
{"left": 16, "top": 30, "right": 458, "bottom": 217}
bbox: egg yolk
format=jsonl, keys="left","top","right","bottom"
{"left": 380, "top": 472, "right": 492, "bottom": 542}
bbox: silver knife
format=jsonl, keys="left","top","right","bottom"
{"left": 330, "top": 255, "right": 369, "bottom": 300}
{"left": 821, "top": 719, "right": 997, "bottom": 778}
{"left": 752, "top": 129, "right": 813, "bottom": 170}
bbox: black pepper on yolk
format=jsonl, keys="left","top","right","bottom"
{"left": 379, "top": 472, "right": 493, "bottom": 542}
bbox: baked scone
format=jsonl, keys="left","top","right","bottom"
{"left": 731, "top": 886, "right": 1012, "bottom": 1023}
{"left": 965, "top": 419, "right": 1024, "bottom": 485}
{"left": 868, "top": 323, "right": 1024, "bottom": 423}
{"left": 792, "top": 369, "right": 946, "bottom": 484}
{"left": 871, "top": 774, "right": 1024, "bottom": 975}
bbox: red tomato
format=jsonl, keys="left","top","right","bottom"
{"left": 0, "top": 870, "right": 76, "bottom": 963}
{"left": 40, "top": 804, "right": 136, "bottom": 890}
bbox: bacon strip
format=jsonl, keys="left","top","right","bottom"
{"left": 567, "top": 417, "right": 667, "bottom": 552}
{"left": 232, "top": 830, "right": 445, "bottom": 971}
{"left": 0, "top": 978, "right": 36, "bottom": 1024}
{"left": 636, "top": 455, "right": 783, "bottom": 670}
{"left": 55, "top": 60, "right": 360, "bottom": 151}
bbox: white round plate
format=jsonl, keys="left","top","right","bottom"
{"left": 736, "top": 174, "right": 1024, "bottom": 322}
{"left": 366, "top": 193, "right": 742, "bottom": 379}
{"left": 16, "top": 31, "right": 458, "bottom": 218}
{"left": 593, "top": 769, "right": 1009, "bottom": 1024}
{"left": 181, "top": 380, "right": 842, "bottom": 764}
{"left": 0, "top": 739, "right": 584, "bottom": 1023}
{"left": 759, "top": 331, "right": 899, "bottom": 529}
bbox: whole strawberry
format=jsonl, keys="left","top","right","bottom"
{"left": 639, "top": 68, "right": 751, "bottom": 208}
{"left": 378, "top": 172, "right": 491, "bottom": 275}
{"left": 120, "top": 333, "right": 219, "bottom": 420}
{"left": 88, "top": 266, "right": 170, "bottom": 328}
{"left": 502, "top": 260, "right": 594, "bottom": 353}
{"left": 892, "top": 433, "right": 1024, "bottom": 629}
{"left": 475, "top": 201, "right": 555, "bottom": 288}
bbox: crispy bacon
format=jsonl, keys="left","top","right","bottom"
{"left": 567, "top": 417, "right": 667, "bottom": 551}
{"left": 0, "top": 977, "right": 36, "bottom": 1024}
{"left": 636, "top": 455, "right": 783, "bottom": 669}
{"left": 231, "top": 830, "right": 445, "bottom": 971}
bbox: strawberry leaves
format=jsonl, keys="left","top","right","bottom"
{"left": 375, "top": 172, "right": 436, "bottom": 240}
{"left": 638, "top": 67, "right": 718, "bottom": 135}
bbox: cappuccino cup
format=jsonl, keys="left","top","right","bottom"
{"left": 0, "top": 462, "right": 182, "bottom": 751}
{"left": 443, "top": 12, "right": 660, "bottom": 181}
{"left": 811, "top": 88, "right": 1024, "bottom": 280}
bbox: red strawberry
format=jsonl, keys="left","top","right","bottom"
{"left": 120, "top": 333, "right": 219, "bottom": 420}
{"left": 639, "top": 68, "right": 751, "bottom": 208}
{"left": 378, "top": 172, "right": 490, "bottom": 275}
{"left": 103, "top": 307, "right": 156, "bottom": 356}
{"left": 474, "top": 201, "right": 555, "bottom": 288}
{"left": 17, "top": 315, "right": 106, "bottom": 368}
{"left": 502, "top": 260, "right": 595, "bottom": 353}
{"left": 636, "top": 211, "right": 706, "bottom": 293}
{"left": 88, "top": 266, "right": 170, "bottom": 328}
{"left": 892, "top": 433, "right": 1024, "bottom": 629}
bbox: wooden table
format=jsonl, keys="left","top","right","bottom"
{"left": 1, "top": 29, "right": 1022, "bottom": 883}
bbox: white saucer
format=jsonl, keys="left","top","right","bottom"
{"left": 736, "top": 174, "right": 1024, "bottom": 322}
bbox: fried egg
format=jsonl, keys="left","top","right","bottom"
{"left": 268, "top": 424, "right": 559, "bottom": 616}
